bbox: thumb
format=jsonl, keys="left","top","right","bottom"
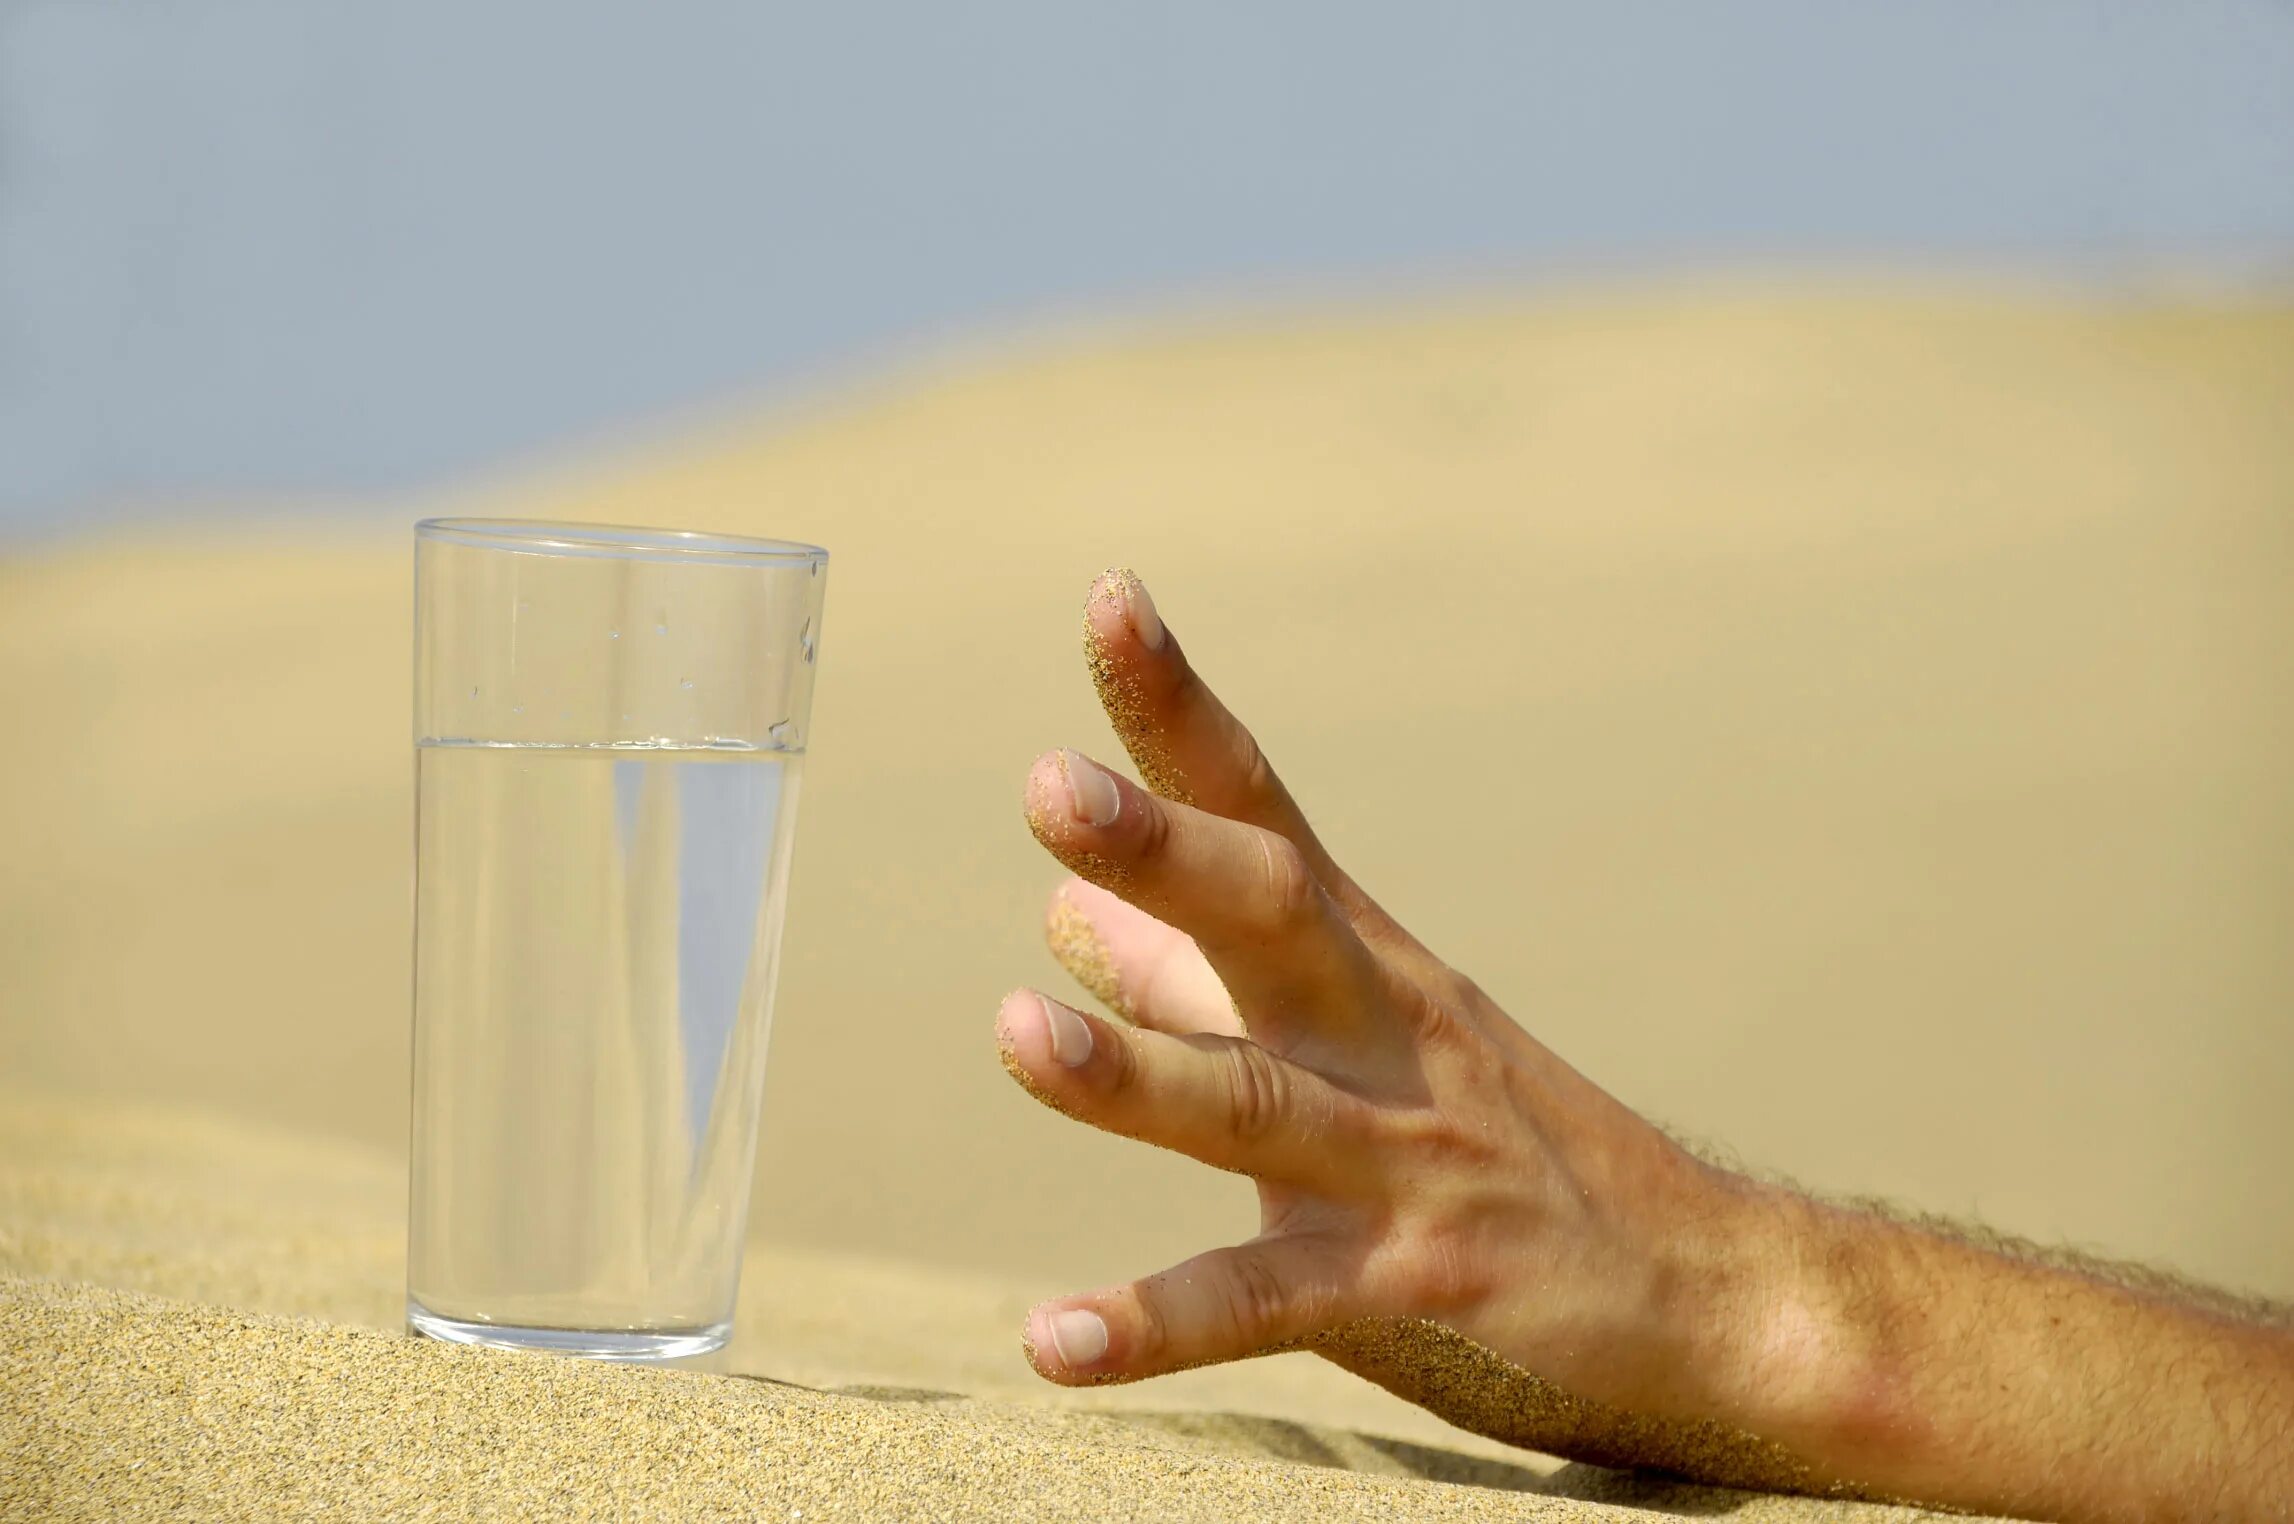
{"left": 1023, "top": 1235, "right": 1350, "bottom": 1385}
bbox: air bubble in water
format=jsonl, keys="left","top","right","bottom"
{"left": 769, "top": 719, "right": 796, "bottom": 748}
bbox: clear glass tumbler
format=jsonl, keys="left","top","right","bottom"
{"left": 407, "top": 519, "right": 827, "bottom": 1360}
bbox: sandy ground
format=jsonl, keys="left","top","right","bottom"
{"left": 1, "top": 282, "right": 2289, "bottom": 1516}
{"left": 0, "top": 1092, "right": 1957, "bottom": 1519}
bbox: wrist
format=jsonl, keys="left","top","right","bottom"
{"left": 1672, "top": 1178, "right": 1919, "bottom": 1469}
{"left": 1527, "top": 1146, "right": 1814, "bottom": 1423}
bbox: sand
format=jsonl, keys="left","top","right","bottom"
{"left": 0, "top": 1093, "right": 1948, "bottom": 1521}
{"left": 3, "top": 281, "right": 2291, "bottom": 1517}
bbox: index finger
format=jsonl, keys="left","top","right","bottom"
{"left": 1083, "top": 569, "right": 1381, "bottom": 925}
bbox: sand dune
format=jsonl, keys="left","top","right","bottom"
{"left": 3, "top": 284, "right": 2290, "bottom": 1517}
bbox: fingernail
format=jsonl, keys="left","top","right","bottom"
{"left": 1122, "top": 572, "right": 1166, "bottom": 651}
{"left": 1039, "top": 995, "right": 1093, "bottom": 1067}
{"left": 1062, "top": 750, "right": 1120, "bottom": 827}
{"left": 1047, "top": 1308, "right": 1109, "bottom": 1369}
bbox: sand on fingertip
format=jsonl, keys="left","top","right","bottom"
{"left": 1045, "top": 893, "right": 1130, "bottom": 1018}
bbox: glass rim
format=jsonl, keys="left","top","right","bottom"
{"left": 416, "top": 517, "right": 829, "bottom": 567}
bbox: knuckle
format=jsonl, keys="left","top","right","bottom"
{"left": 1254, "top": 834, "right": 1320, "bottom": 932}
{"left": 1234, "top": 726, "right": 1280, "bottom": 804}
{"left": 1221, "top": 1250, "right": 1292, "bottom": 1349}
{"left": 1441, "top": 964, "right": 1501, "bottom": 1018}
{"left": 1362, "top": 1201, "right": 1493, "bottom": 1317}
{"left": 1220, "top": 1042, "right": 1290, "bottom": 1150}
{"left": 1132, "top": 792, "right": 1174, "bottom": 865}
{"left": 1101, "top": 1026, "right": 1141, "bottom": 1095}
{"left": 1381, "top": 969, "right": 1475, "bottom": 1050}
{"left": 1380, "top": 1101, "right": 1502, "bottom": 1172}
{"left": 1394, "top": 1223, "right": 1484, "bottom": 1314}
{"left": 1130, "top": 1284, "right": 1172, "bottom": 1366}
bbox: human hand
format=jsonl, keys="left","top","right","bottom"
{"left": 999, "top": 570, "right": 2294, "bottom": 1520}
{"left": 996, "top": 570, "right": 1850, "bottom": 1492}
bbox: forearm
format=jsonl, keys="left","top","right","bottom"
{"left": 1699, "top": 1181, "right": 2294, "bottom": 1521}
{"left": 1327, "top": 1162, "right": 2294, "bottom": 1519}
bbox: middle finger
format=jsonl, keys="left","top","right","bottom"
{"left": 1025, "top": 748, "right": 1380, "bottom": 1036}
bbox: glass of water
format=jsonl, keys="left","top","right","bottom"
{"left": 407, "top": 518, "right": 826, "bottom": 1361}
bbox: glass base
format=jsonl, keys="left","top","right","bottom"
{"left": 407, "top": 1300, "right": 730, "bottom": 1363}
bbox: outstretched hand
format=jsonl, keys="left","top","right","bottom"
{"left": 997, "top": 571, "right": 1816, "bottom": 1475}
{"left": 996, "top": 570, "right": 2294, "bottom": 1523}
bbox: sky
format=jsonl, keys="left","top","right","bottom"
{"left": 3, "top": 0, "right": 2290, "bottom": 536}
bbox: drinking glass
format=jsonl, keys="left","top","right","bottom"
{"left": 407, "top": 518, "right": 827, "bottom": 1360}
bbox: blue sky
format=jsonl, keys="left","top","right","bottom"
{"left": 4, "top": 1, "right": 2290, "bottom": 535}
